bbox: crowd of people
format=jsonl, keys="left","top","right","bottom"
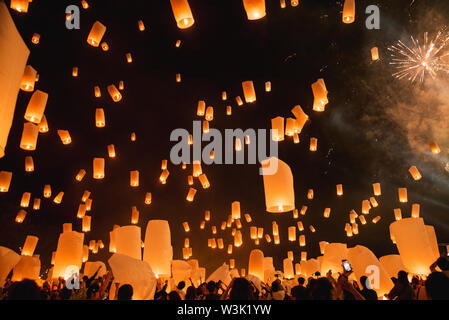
{"left": 1, "top": 257, "right": 449, "bottom": 300}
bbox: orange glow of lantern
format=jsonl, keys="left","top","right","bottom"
{"left": 145, "top": 192, "right": 152, "bottom": 205}
{"left": 242, "top": 80, "right": 256, "bottom": 103}
{"left": 293, "top": 209, "right": 299, "bottom": 219}
{"left": 243, "top": 0, "right": 266, "bottom": 20}
{"left": 159, "top": 169, "right": 170, "bottom": 183}
{"left": 81, "top": 0, "right": 89, "bottom": 9}
{"left": 75, "top": 169, "right": 86, "bottom": 182}
{"left": 31, "top": 33, "right": 40, "bottom": 44}
{"left": 43, "top": 185, "right": 51, "bottom": 198}
{"left": 119, "top": 81, "right": 124, "bottom": 90}
{"left": 362, "top": 200, "right": 371, "bottom": 214}
{"left": 300, "top": 206, "right": 308, "bottom": 215}
{"left": 200, "top": 221, "right": 206, "bottom": 230}
{"left": 372, "top": 216, "right": 381, "bottom": 224}
{"left": 15, "top": 209, "right": 27, "bottom": 223}
{"left": 131, "top": 132, "right": 136, "bottom": 141}
{"left": 226, "top": 106, "right": 232, "bottom": 116}
{"left": 11, "top": 0, "right": 30, "bottom": 13}
{"left": 221, "top": 91, "right": 227, "bottom": 101}
{"left": 411, "top": 203, "right": 420, "bottom": 218}
{"left": 291, "top": 105, "right": 309, "bottom": 134}
{"left": 138, "top": 20, "right": 145, "bottom": 31}
{"left": 20, "top": 65, "right": 37, "bottom": 92}
{"left": 72, "top": 67, "right": 78, "bottom": 77}
{"left": 324, "top": 208, "right": 331, "bottom": 218}
{"left": 186, "top": 187, "right": 197, "bottom": 202}
{"left": 342, "top": 0, "right": 355, "bottom": 24}
{"left": 126, "top": 53, "right": 132, "bottom": 63}
{"left": 24, "top": 90, "right": 48, "bottom": 124}
{"left": 183, "top": 222, "right": 190, "bottom": 232}
{"left": 197, "top": 100, "right": 206, "bottom": 116}
{"left": 25, "top": 156, "right": 34, "bottom": 172}
{"left": 93, "top": 158, "right": 105, "bottom": 179}
{"left": 205, "top": 106, "right": 214, "bottom": 121}
{"left": 371, "top": 47, "right": 379, "bottom": 61}
{"left": 20, "top": 123, "right": 39, "bottom": 151}
{"left": 77, "top": 204, "right": 87, "bottom": 219}
{"left": 107, "top": 85, "right": 122, "bottom": 102}
{"left": 175, "top": 40, "right": 181, "bottom": 48}
{"left": 87, "top": 21, "right": 106, "bottom": 47}
{"left": 187, "top": 175, "right": 194, "bottom": 186}
{"left": 170, "top": 0, "right": 195, "bottom": 29}
{"left": 176, "top": 73, "right": 181, "bottom": 83}
{"left": 429, "top": 141, "right": 440, "bottom": 154}
{"left": 107, "top": 144, "right": 116, "bottom": 158}
{"left": 369, "top": 197, "right": 378, "bottom": 208}
{"left": 232, "top": 201, "right": 241, "bottom": 220}
{"left": 131, "top": 207, "right": 139, "bottom": 224}
{"left": 409, "top": 166, "right": 422, "bottom": 180}
{"left": 22, "top": 236, "right": 38, "bottom": 256}
{"left": 359, "top": 215, "right": 367, "bottom": 225}
{"left": 288, "top": 226, "right": 296, "bottom": 241}
{"left": 94, "top": 86, "right": 101, "bottom": 98}
{"left": 38, "top": 115, "right": 49, "bottom": 133}
{"left": 236, "top": 96, "right": 244, "bottom": 106}
{"left": 101, "top": 42, "right": 109, "bottom": 51}
{"left": 311, "top": 79, "right": 328, "bottom": 112}
{"left": 398, "top": 188, "right": 408, "bottom": 203}
{"left": 336, "top": 184, "right": 343, "bottom": 196}
{"left": 53, "top": 192, "right": 64, "bottom": 204}
{"left": 32, "top": 198, "right": 40, "bottom": 210}
{"left": 271, "top": 116, "right": 285, "bottom": 142}
{"left": 130, "top": 170, "right": 139, "bottom": 187}
{"left": 373, "top": 182, "right": 381, "bottom": 196}
{"left": 202, "top": 120, "right": 209, "bottom": 134}
{"left": 20, "top": 192, "right": 31, "bottom": 208}
{"left": 309, "top": 137, "right": 318, "bottom": 151}
{"left": 95, "top": 108, "right": 105, "bottom": 127}
{"left": 57, "top": 130, "right": 72, "bottom": 145}
{"left": 82, "top": 216, "right": 91, "bottom": 232}
{"left": 204, "top": 210, "right": 211, "bottom": 221}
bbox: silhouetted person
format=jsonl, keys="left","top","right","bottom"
{"left": 309, "top": 277, "right": 334, "bottom": 300}
{"left": 168, "top": 291, "right": 181, "bottom": 300}
{"left": 358, "top": 276, "right": 378, "bottom": 300}
{"left": 229, "top": 278, "right": 255, "bottom": 300}
{"left": 430, "top": 257, "right": 449, "bottom": 277}
{"left": 185, "top": 286, "right": 196, "bottom": 300}
{"left": 7, "top": 279, "right": 41, "bottom": 300}
{"left": 205, "top": 281, "right": 220, "bottom": 300}
{"left": 117, "top": 284, "right": 133, "bottom": 300}
{"left": 291, "top": 277, "right": 308, "bottom": 300}
{"left": 176, "top": 281, "right": 186, "bottom": 300}
{"left": 425, "top": 272, "right": 449, "bottom": 300}
{"left": 387, "top": 271, "right": 414, "bottom": 300}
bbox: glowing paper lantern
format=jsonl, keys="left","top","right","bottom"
{"left": 271, "top": 117, "right": 285, "bottom": 141}
{"left": 261, "top": 157, "right": 295, "bottom": 213}
{"left": 398, "top": 188, "right": 407, "bottom": 203}
{"left": 131, "top": 132, "right": 136, "bottom": 141}
{"left": 321, "top": 243, "right": 348, "bottom": 276}
{"left": 0, "top": 171, "right": 12, "bottom": 192}
{"left": 107, "top": 144, "right": 116, "bottom": 158}
{"left": 57, "top": 130, "right": 72, "bottom": 145}
{"left": 145, "top": 193, "right": 152, "bottom": 205}
{"left": 95, "top": 108, "right": 105, "bottom": 127}
{"left": 81, "top": 0, "right": 89, "bottom": 9}
{"left": 10, "top": 0, "right": 29, "bottom": 13}
{"left": 297, "top": 221, "right": 304, "bottom": 232}
{"left": 291, "top": 105, "right": 309, "bottom": 134}
{"left": 236, "top": 96, "right": 244, "bottom": 106}
{"left": 359, "top": 215, "right": 367, "bottom": 225}
{"left": 94, "top": 86, "right": 101, "bottom": 98}
{"left": 0, "top": 2, "right": 30, "bottom": 158}
{"left": 299, "top": 235, "right": 306, "bottom": 247}
{"left": 32, "top": 198, "right": 40, "bottom": 210}
{"left": 159, "top": 169, "right": 170, "bottom": 183}
{"left": 131, "top": 207, "right": 139, "bottom": 224}
{"left": 43, "top": 184, "right": 51, "bottom": 198}
{"left": 348, "top": 245, "right": 394, "bottom": 297}
{"left": 197, "top": 100, "right": 206, "bottom": 116}
{"left": 53, "top": 231, "right": 84, "bottom": 279}
{"left": 77, "top": 204, "right": 86, "bottom": 218}
{"left": 408, "top": 166, "right": 422, "bottom": 180}
{"left": 283, "top": 258, "right": 294, "bottom": 279}
{"left": 242, "top": 80, "right": 256, "bottom": 103}
{"left": 53, "top": 192, "right": 64, "bottom": 204}
{"left": 309, "top": 137, "right": 318, "bottom": 151}
{"left": 176, "top": 73, "right": 181, "bottom": 83}
{"left": 31, "top": 33, "right": 40, "bottom": 44}
{"left": 186, "top": 187, "right": 197, "bottom": 202}
{"left": 15, "top": 209, "right": 26, "bottom": 223}
{"left": 114, "top": 226, "right": 142, "bottom": 260}
{"left": 373, "top": 183, "right": 381, "bottom": 196}
{"left": 362, "top": 200, "right": 371, "bottom": 214}
{"left": 0, "top": 247, "right": 19, "bottom": 286}
{"left": 311, "top": 79, "right": 328, "bottom": 112}
{"left": 20, "top": 192, "right": 31, "bottom": 207}
{"left": 232, "top": 201, "right": 241, "bottom": 220}
{"left": 93, "top": 158, "right": 105, "bottom": 179}
{"left": 20, "top": 65, "right": 37, "bottom": 92}
{"left": 72, "top": 67, "right": 78, "bottom": 77}
{"left": 226, "top": 106, "right": 232, "bottom": 116}
{"left": 38, "top": 115, "right": 49, "bottom": 133}
{"left": 107, "top": 84, "right": 122, "bottom": 102}
{"left": 248, "top": 249, "right": 264, "bottom": 281}
{"left": 429, "top": 141, "right": 440, "bottom": 154}
{"left": 138, "top": 20, "right": 145, "bottom": 31}
{"left": 20, "top": 122, "right": 39, "bottom": 150}
{"left": 288, "top": 226, "right": 296, "bottom": 242}
{"left": 243, "top": 0, "right": 266, "bottom": 20}
{"left": 170, "top": 0, "right": 195, "bottom": 29}
{"left": 82, "top": 216, "right": 91, "bottom": 232}
{"left": 390, "top": 218, "right": 439, "bottom": 275}
{"left": 119, "top": 81, "right": 124, "bottom": 90}
{"left": 101, "top": 42, "right": 109, "bottom": 51}
{"left": 198, "top": 174, "right": 210, "bottom": 189}
{"left": 21, "top": 236, "right": 38, "bottom": 256}
{"left": 87, "top": 21, "right": 106, "bottom": 47}
{"left": 12, "top": 255, "right": 40, "bottom": 282}
{"left": 369, "top": 197, "right": 378, "bottom": 207}
{"left": 342, "top": 0, "right": 355, "bottom": 24}
{"left": 372, "top": 216, "right": 381, "bottom": 224}
{"left": 143, "top": 220, "right": 173, "bottom": 277}
{"left": 319, "top": 241, "right": 329, "bottom": 255}
{"left": 234, "top": 231, "right": 243, "bottom": 247}
{"left": 371, "top": 47, "right": 379, "bottom": 61}
{"left": 205, "top": 106, "right": 214, "bottom": 121}
{"left": 336, "top": 184, "right": 343, "bottom": 196}
{"left": 130, "top": 170, "right": 139, "bottom": 187}
{"left": 126, "top": 53, "right": 133, "bottom": 63}
{"left": 411, "top": 203, "right": 420, "bottom": 218}
{"left": 379, "top": 255, "right": 407, "bottom": 278}
{"left": 394, "top": 208, "right": 402, "bottom": 221}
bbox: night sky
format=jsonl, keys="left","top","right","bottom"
{"left": 1, "top": 0, "right": 449, "bottom": 277}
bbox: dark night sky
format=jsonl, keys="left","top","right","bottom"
{"left": 1, "top": 0, "right": 449, "bottom": 277}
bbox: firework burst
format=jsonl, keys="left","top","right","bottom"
{"left": 388, "top": 30, "right": 449, "bottom": 83}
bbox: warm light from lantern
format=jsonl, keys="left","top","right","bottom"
{"left": 342, "top": 0, "right": 355, "bottom": 24}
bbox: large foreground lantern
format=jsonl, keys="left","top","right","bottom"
{"left": 143, "top": 220, "right": 173, "bottom": 278}
{"left": 22, "top": 235, "right": 38, "bottom": 256}
{"left": 348, "top": 245, "right": 394, "bottom": 297}
{"left": 114, "top": 226, "right": 142, "bottom": 260}
{"left": 20, "top": 122, "right": 39, "bottom": 151}
{"left": 87, "top": 21, "right": 106, "bottom": 47}
{"left": 0, "top": 247, "right": 21, "bottom": 287}
{"left": 10, "top": 0, "right": 30, "bottom": 13}
{"left": 53, "top": 231, "right": 84, "bottom": 279}
{"left": 261, "top": 157, "right": 295, "bottom": 213}
{"left": 390, "top": 218, "right": 439, "bottom": 275}
{"left": 170, "top": 0, "right": 195, "bottom": 29}
{"left": 248, "top": 249, "right": 264, "bottom": 281}
{"left": 0, "top": 171, "right": 12, "bottom": 192}
{"left": 379, "top": 255, "right": 407, "bottom": 279}
{"left": 283, "top": 258, "right": 294, "bottom": 279}
{"left": 12, "top": 255, "right": 40, "bottom": 282}
{"left": 342, "top": 0, "right": 355, "bottom": 24}
{"left": 243, "top": 0, "right": 266, "bottom": 20}
{"left": 0, "top": 1, "right": 30, "bottom": 158}
{"left": 321, "top": 243, "right": 349, "bottom": 276}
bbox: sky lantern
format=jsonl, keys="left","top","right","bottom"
{"left": 349, "top": 210, "right": 358, "bottom": 223}
{"left": 336, "top": 184, "right": 343, "bottom": 196}
{"left": 10, "top": 0, "right": 30, "bottom": 13}
{"left": 170, "top": 0, "right": 195, "bottom": 29}
{"left": 390, "top": 218, "right": 439, "bottom": 275}
{"left": 119, "top": 81, "right": 125, "bottom": 90}
{"left": 107, "top": 84, "right": 122, "bottom": 102}
{"left": 87, "top": 21, "right": 106, "bottom": 47}
{"left": 235, "top": 96, "right": 243, "bottom": 106}
{"left": 291, "top": 105, "right": 309, "bottom": 134}
{"left": 285, "top": 118, "right": 296, "bottom": 137}
{"left": 12, "top": 256, "right": 41, "bottom": 282}
{"left": 408, "top": 166, "right": 422, "bottom": 180}
{"left": 299, "top": 235, "right": 306, "bottom": 247}
{"left": 288, "top": 226, "right": 296, "bottom": 241}
{"left": 32, "top": 198, "right": 40, "bottom": 210}
{"left": 311, "top": 79, "right": 328, "bottom": 111}
{"left": 20, "top": 122, "right": 39, "bottom": 151}
{"left": 250, "top": 226, "right": 258, "bottom": 240}
{"left": 261, "top": 157, "right": 295, "bottom": 213}
{"left": 43, "top": 184, "right": 51, "bottom": 198}
{"left": 292, "top": 209, "right": 299, "bottom": 219}
{"left": 394, "top": 208, "right": 402, "bottom": 221}
{"left": 126, "top": 53, "right": 133, "bottom": 63}
{"left": 361, "top": 200, "right": 370, "bottom": 214}
{"left": 192, "top": 161, "right": 202, "bottom": 177}
{"left": 82, "top": 216, "right": 91, "bottom": 232}
{"left": 372, "top": 216, "right": 381, "bottom": 224}
{"left": 244, "top": 213, "right": 252, "bottom": 223}
{"left": 107, "top": 144, "right": 116, "bottom": 158}
{"left": 21, "top": 236, "right": 39, "bottom": 257}
{"left": 264, "top": 234, "right": 271, "bottom": 243}
{"left": 93, "top": 158, "right": 105, "bottom": 179}
{"left": 248, "top": 249, "right": 264, "bottom": 281}
{"left": 379, "top": 255, "right": 407, "bottom": 279}
{"left": 287, "top": 251, "right": 294, "bottom": 261}
{"left": 183, "top": 222, "right": 190, "bottom": 232}
{"left": 212, "top": 226, "right": 218, "bottom": 234}
{"left": 321, "top": 243, "right": 349, "bottom": 276}
{"left": 161, "top": 160, "right": 168, "bottom": 170}
{"left": 186, "top": 187, "right": 197, "bottom": 202}
{"left": 242, "top": 80, "right": 256, "bottom": 103}
{"left": 131, "top": 132, "right": 137, "bottom": 141}
{"left": 205, "top": 106, "right": 214, "bottom": 121}
{"left": 81, "top": 0, "right": 89, "bottom": 9}
{"left": 202, "top": 120, "right": 209, "bottom": 133}
{"left": 176, "top": 73, "right": 181, "bottom": 82}
{"left": 101, "top": 42, "right": 109, "bottom": 51}
{"left": 187, "top": 175, "right": 194, "bottom": 186}
{"left": 291, "top": 0, "right": 299, "bottom": 6}
{"left": 57, "top": 130, "right": 72, "bottom": 145}
{"left": 342, "top": 0, "right": 355, "bottom": 24}
{"left": 20, "top": 192, "right": 31, "bottom": 208}
{"left": 234, "top": 230, "right": 243, "bottom": 247}
{"left": 319, "top": 241, "right": 329, "bottom": 255}
{"left": 25, "top": 156, "right": 34, "bottom": 172}
{"left": 307, "top": 189, "right": 314, "bottom": 200}
{"left": 232, "top": 201, "right": 241, "bottom": 220}
{"left": 131, "top": 207, "right": 139, "bottom": 224}
{"left": 243, "top": 0, "right": 266, "bottom": 20}
{"left": 130, "top": 170, "right": 139, "bottom": 187}
{"left": 283, "top": 258, "right": 294, "bottom": 279}
{"left": 226, "top": 106, "right": 232, "bottom": 116}
{"left": 323, "top": 208, "right": 331, "bottom": 218}
{"left": 265, "top": 81, "right": 271, "bottom": 92}
{"left": 53, "top": 231, "right": 84, "bottom": 279}
{"left": 31, "top": 33, "right": 40, "bottom": 44}
{"left": 300, "top": 206, "right": 308, "bottom": 215}
{"left": 372, "top": 183, "right": 381, "bottom": 196}
{"left": 272, "top": 221, "right": 279, "bottom": 236}
{"left": 75, "top": 169, "right": 86, "bottom": 182}
{"left": 53, "top": 192, "right": 64, "bottom": 204}
{"left": 197, "top": 100, "right": 206, "bottom": 116}
{"left": 348, "top": 245, "right": 394, "bottom": 297}
{"left": 145, "top": 192, "right": 152, "bottom": 205}
{"left": 301, "top": 252, "right": 307, "bottom": 261}
{"left": 109, "top": 231, "right": 117, "bottom": 253}
{"left": 198, "top": 173, "right": 210, "bottom": 189}
{"left": 38, "top": 115, "right": 49, "bottom": 133}
{"left": 369, "top": 197, "right": 378, "bottom": 207}
{"left": 309, "top": 137, "right": 318, "bottom": 151}
{"left": 222, "top": 91, "right": 227, "bottom": 100}
{"left": 81, "top": 191, "right": 91, "bottom": 203}
{"left": 82, "top": 246, "right": 89, "bottom": 263}
{"left": 114, "top": 226, "right": 142, "bottom": 260}
{"left": 359, "top": 215, "right": 367, "bottom": 225}
{"left": 77, "top": 204, "right": 87, "bottom": 219}
{"left": 271, "top": 116, "right": 285, "bottom": 142}
{"left": 235, "top": 219, "right": 243, "bottom": 229}
{"left": 0, "top": 171, "right": 12, "bottom": 192}
{"left": 15, "top": 209, "right": 27, "bottom": 223}
{"left": 138, "top": 20, "right": 145, "bottom": 31}
{"left": 398, "top": 188, "right": 408, "bottom": 203}
{"left": 280, "top": 0, "right": 286, "bottom": 8}
{"left": 429, "top": 141, "right": 440, "bottom": 154}
{"left": 94, "top": 86, "right": 101, "bottom": 98}
{"left": 371, "top": 47, "right": 379, "bottom": 61}
{"left": 159, "top": 170, "right": 170, "bottom": 183}
{"left": 411, "top": 204, "right": 420, "bottom": 218}
{"left": 72, "top": 67, "right": 78, "bottom": 77}
{"left": 20, "top": 65, "right": 37, "bottom": 92}
{"left": 95, "top": 108, "right": 106, "bottom": 127}
{"left": 175, "top": 39, "right": 181, "bottom": 48}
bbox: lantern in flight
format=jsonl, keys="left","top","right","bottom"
{"left": 107, "top": 85, "right": 122, "bottom": 102}
{"left": 342, "top": 0, "right": 355, "bottom": 24}
{"left": 20, "top": 123, "right": 39, "bottom": 150}
{"left": 398, "top": 188, "right": 407, "bottom": 203}
{"left": 75, "top": 169, "right": 86, "bottom": 182}
{"left": 38, "top": 116, "right": 49, "bottom": 133}
{"left": 271, "top": 117, "right": 285, "bottom": 142}
{"left": 95, "top": 108, "right": 105, "bottom": 127}
{"left": 25, "top": 156, "right": 34, "bottom": 172}
{"left": 93, "top": 158, "right": 105, "bottom": 179}
{"left": 243, "top": 0, "right": 266, "bottom": 20}
{"left": 408, "top": 166, "right": 422, "bottom": 181}
{"left": 57, "top": 130, "right": 72, "bottom": 145}
{"left": 20, "top": 65, "right": 37, "bottom": 92}
{"left": 87, "top": 21, "right": 106, "bottom": 47}
{"left": 130, "top": 170, "right": 139, "bottom": 187}
{"left": 170, "top": 0, "right": 195, "bottom": 29}
{"left": 0, "top": 172, "right": 12, "bottom": 192}
{"left": 242, "top": 80, "right": 256, "bottom": 103}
